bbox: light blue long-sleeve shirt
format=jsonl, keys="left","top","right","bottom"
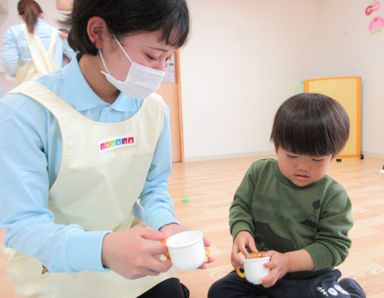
{"left": 0, "top": 55, "right": 178, "bottom": 273}
{"left": 1, "top": 18, "right": 76, "bottom": 77}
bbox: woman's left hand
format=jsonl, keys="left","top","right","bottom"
{"left": 159, "top": 223, "right": 214, "bottom": 268}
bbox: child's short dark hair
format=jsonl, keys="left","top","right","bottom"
{"left": 62, "top": 0, "right": 190, "bottom": 55}
{"left": 270, "top": 93, "right": 350, "bottom": 156}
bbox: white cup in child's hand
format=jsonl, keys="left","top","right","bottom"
{"left": 163, "top": 230, "right": 206, "bottom": 271}
{"left": 236, "top": 253, "right": 270, "bottom": 285}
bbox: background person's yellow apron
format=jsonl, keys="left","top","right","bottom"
{"left": 14, "top": 24, "right": 59, "bottom": 86}
{"left": 5, "top": 81, "right": 176, "bottom": 298}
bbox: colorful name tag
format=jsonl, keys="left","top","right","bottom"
{"left": 98, "top": 135, "right": 136, "bottom": 153}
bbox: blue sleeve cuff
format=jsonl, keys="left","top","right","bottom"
{"left": 146, "top": 208, "right": 179, "bottom": 231}
{"left": 66, "top": 230, "right": 111, "bottom": 273}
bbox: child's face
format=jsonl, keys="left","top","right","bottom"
{"left": 276, "top": 147, "right": 333, "bottom": 187}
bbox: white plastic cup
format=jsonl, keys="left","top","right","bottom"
{"left": 165, "top": 230, "right": 205, "bottom": 271}
{"left": 236, "top": 256, "right": 270, "bottom": 285}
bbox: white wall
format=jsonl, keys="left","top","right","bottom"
{"left": 317, "top": 0, "right": 384, "bottom": 158}
{"left": 180, "top": 0, "right": 384, "bottom": 161}
{"left": 1, "top": 0, "right": 383, "bottom": 160}
{"left": 180, "top": 0, "right": 324, "bottom": 160}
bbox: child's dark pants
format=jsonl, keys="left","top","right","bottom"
{"left": 208, "top": 269, "right": 365, "bottom": 298}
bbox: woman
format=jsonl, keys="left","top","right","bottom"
{"left": 1, "top": 0, "right": 75, "bottom": 86}
{"left": 0, "top": 0, "right": 211, "bottom": 297}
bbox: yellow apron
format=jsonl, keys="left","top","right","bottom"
{"left": 14, "top": 24, "right": 59, "bottom": 86}
{"left": 6, "top": 81, "right": 176, "bottom": 298}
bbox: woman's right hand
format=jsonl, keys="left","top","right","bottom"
{"left": 231, "top": 230, "right": 258, "bottom": 269}
{"left": 101, "top": 227, "right": 171, "bottom": 279}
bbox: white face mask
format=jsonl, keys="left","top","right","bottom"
{"left": 99, "top": 36, "right": 166, "bottom": 99}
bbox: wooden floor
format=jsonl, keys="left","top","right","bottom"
{"left": 1, "top": 156, "right": 383, "bottom": 297}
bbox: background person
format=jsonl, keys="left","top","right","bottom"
{"left": 1, "top": 0, "right": 76, "bottom": 86}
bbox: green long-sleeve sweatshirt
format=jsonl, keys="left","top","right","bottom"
{"left": 230, "top": 159, "right": 353, "bottom": 279}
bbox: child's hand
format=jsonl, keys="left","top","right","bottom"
{"left": 231, "top": 231, "right": 257, "bottom": 269}
{"left": 259, "top": 250, "right": 290, "bottom": 288}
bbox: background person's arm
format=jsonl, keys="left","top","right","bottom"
{"left": 2, "top": 28, "right": 19, "bottom": 77}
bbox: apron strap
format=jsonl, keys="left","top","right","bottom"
{"left": 47, "top": 28, "right": 58, "bottom": 58}
{"left": 21, "top": 24, "right": 59, "bottom": 77}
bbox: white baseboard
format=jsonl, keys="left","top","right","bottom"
{"left": 184, "top": 151, "right": 275, "bottom": 162}
{"left": 184, "top": 150, "right": 384, "bottom": 163}
{"left": 362, "top": 151, "right": 384, "bottom": 159}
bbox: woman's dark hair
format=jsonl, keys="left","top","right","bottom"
{"left": 62, "top": 0, "right": 190, "bottom": 55}
{"left": 17, "top": 0, "right": 43, "bottom": 33}
{"left": 270, "top": 93, "right": 350, "bottom": 156}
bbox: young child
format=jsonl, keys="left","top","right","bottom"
{"left": 208, "top": 93, "right": 366, "bottom": 298}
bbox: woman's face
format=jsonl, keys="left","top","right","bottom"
{"left": 103, "top": 30, "right": 177, "bottom": 81}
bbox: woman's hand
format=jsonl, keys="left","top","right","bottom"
{"left": 231, "top": 231, "right": 258, "bottom": 269}
{"left": 159, "top": 223, "right": 189, "bottom": 238}
{"left": 159, "top": 223, "right": 214, "bottom": 268}
{"left": 101, "top": 227, "right": 171, "bottom": 279}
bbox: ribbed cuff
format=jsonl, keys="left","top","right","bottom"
{"left": 304, "top": 243, "right": 334, "bottom": 271}
{"left": 230, "top": 222, "right": 254, "bottom": 239}
{"left": 66, "top": 230, "right": 111, "bottom": 273}
{"left": 146, "top": 208, "right": 179, "bottom": 230}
